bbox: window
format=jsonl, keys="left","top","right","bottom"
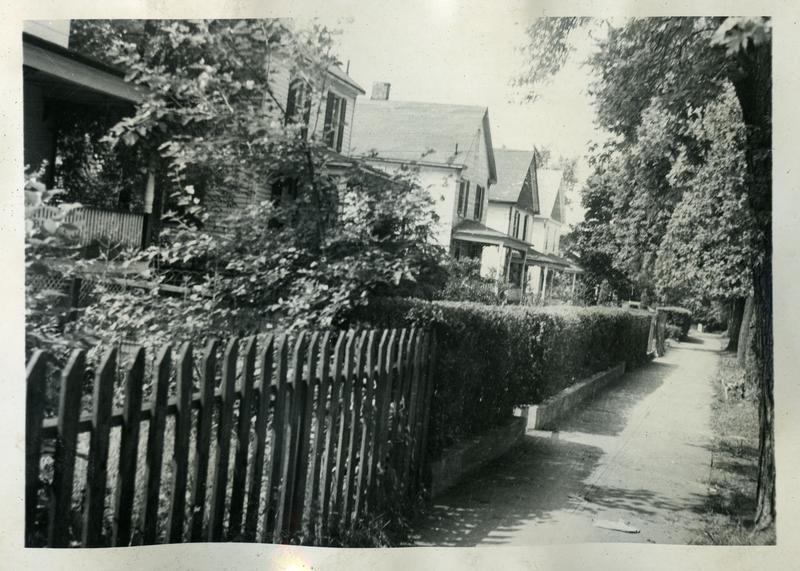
{"left": 473, "top": 185, "right": 484, "bottom": 220}
{"left": 522, "top": 215, "right": 529, "bottom": 242}
{"left": 285, "top": 79, "right": 312, "bottom": 138}
{"left": 457, "top": 180, "right": 471, "bottom": 217}
{"left": 512, "top": 210, "right": 521, "bottom": 238}
{"left": 323, "top": 91, "right": 348, "bottom": 152}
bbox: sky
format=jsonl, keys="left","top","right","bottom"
{"left": 298, "top": 2, "right": 605, "bottom": 226}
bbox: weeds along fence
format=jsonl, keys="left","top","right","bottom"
{"left": 26, "top": 328, "right": 436, "bottom": 547}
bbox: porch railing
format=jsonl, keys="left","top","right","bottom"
{"left": 28, "top": 205, "right": 144, "bottom": 249}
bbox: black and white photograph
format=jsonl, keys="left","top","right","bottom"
{"left": 16, "top": 8, "right": 779, "bottom": 559}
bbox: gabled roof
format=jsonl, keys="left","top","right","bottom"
{"left": 491, "top": 148, "right": 540, "bottom": 214}
{"left": 536, "top": 168, "right": 565, "bottom": 223}
{"left": 349, "top": 99, "right": 497, "bottom": 183}
{"left": 327, "top": 64, "right": 365, "bottom": 94}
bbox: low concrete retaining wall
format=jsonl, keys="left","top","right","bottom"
{"left": 515, "top": 362, "right": 627, "bottom": 430}
{"left": 429, "top": 416, "right": 527, "bottom": 498}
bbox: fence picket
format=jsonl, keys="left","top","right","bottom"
{"left": 388, "top": 328, "right": 409, "bottom": 478}
{"left": 112, "top": 347, "right": 145, "bottom": 547}
{"left": 329, "top": 330, "right": 356, "bottom": 532}
{"left": 244, "top": 335, "right": 274, "bottom": 541}
{"left": 141, "top": 345, "right": 172, "bottom": 545}
{"left": 82, "top": 347, "right": 117, "bottom": 547}
{"left": 208, "top": 338, "right": 238, "bottom": 542}
{"left": 401, "top": 330, "right": 423, "bottom": 494}
{"left": 372, "top": 329, "right": 398, "bottom": 507}
{"left": 276, "top": 332, "right": 307, "bottom": 541}
{"left": 228, "top": 336, "right": 257, "bottom": 539}
{"left": 290, "top": 332, "right": 319, "bottom": 539}
{"left": 28, "top": 325, "right": 437, "bottom": 548}
{"left": 167, "top": 343, "right": 194, "bottom": 543}
{"left": 25, "top": 351, "right": 48, "bottom": 547}
{"left": 264, "top": 335, "right": 289, "bottom": 541}
{"left": 48, "top": 349, "right": 85, "bottom": 547}
{"left": 317, "top": 331, "right": 343, "bottom": 537}
{"left": 306, "top": 331, "right": 332, "bottom": 542}
{"left": 355, "top": 330, "right": 382, "bottom": 520}
{"left": 190, "top": 339, "right": 218, "bottom": 542}
{"left": 342, "top": 330, "right": 367, "bottom": 528}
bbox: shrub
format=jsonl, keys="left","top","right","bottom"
{"left": 666, "top": 324, "right": 683, "bottom": 340}
{"left": 351, "top": 298, "right": 653, "bottom": 456}
{"left": 658, "top": 306, "right": 692, "bottom": 340}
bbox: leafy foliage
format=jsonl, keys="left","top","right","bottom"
{"left": 28, "top": 19, "right": 446, "bottom": 350}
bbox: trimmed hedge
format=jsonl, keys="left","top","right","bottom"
{"left": 351, "top": 299, "right": 653, "bottom": 456}
{"left": 658, "top": 306, "right": 692, "bottom": 340}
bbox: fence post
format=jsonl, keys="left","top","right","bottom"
{"left": 112, "top": 347, "right": 145, "bottom": 547}
{"left": 167, "top": 342, "right": 194, "bottom": 543}
{"left": 25, "top": 351, "right": 48, "bottom": 547}
{"left": 244, "top": 335, "right": 274, "bottom": 541}
{"left": 208, "top": 338, "right": 238, "bottom": 542}
{"left": 82, "top": 348, "right": 118, "bottom": 547}
{"left": 229, "top": 336, "right": 257, "bottom": 539}
{"left": 141, "top": 345, "right": 172, "bottom": 545}
{"left": 319, "top": 331, "right": 346, "bottom": 537}
{"left": 48, "top": 350, "right": 85, "bottom": 548}
{"left": 190, "top": 339, "right": 219, "bottom": 542}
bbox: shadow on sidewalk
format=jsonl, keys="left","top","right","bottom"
{"left": 413, "top": 435, "right": 605, "bottom": 546}
{"left": 413, "top": 360, "right": 688, "bottom": 546}
{"left": 556, "top": 361, "right": 678, "bottom": 437}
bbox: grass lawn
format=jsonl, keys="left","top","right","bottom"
{"left": 692, "top": 352, "right": 775, "bottom": 545}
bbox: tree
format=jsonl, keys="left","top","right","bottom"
{"left": 518, "top": 16, "right": 774, "bottom": 529}
{"left": 32, "top": 20, "right": 446, "bottom": 350}
{"left": 655, "top": 86, "right": 755, "bottom": 349}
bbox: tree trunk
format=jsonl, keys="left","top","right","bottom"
{"left": 737, "top": 294, "right": 754, "bottom": 367}
{"left": 725, "top": 297, "right": 746, "bottom": 352}
{"left": 730, "top": 36, "right": 773, "bottom": 530}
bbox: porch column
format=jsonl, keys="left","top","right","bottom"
{"left": 520, "top": 250, "right": 528, "bottom": 291}
{"left": 542, "top": 266, "right": 549, "bottom": 298}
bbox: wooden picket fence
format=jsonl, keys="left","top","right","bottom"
{"left": 25, "top": 328, "right": 436, "bottom": 547}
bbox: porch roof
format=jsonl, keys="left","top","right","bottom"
{"left": 452, "top": 219, "right": 530, "bottom": 251}
{"left": 525, "top": 247, "right": 574, "bottom": 269}
{"left": 23, "top": 32, "right": 142, "bottom": 104}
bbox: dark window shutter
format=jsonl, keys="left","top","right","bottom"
{"left": 474, "top": 185, "right": 483, "bottom": 220}
{"left": 285, "top": 81, "right": 298, "bottom": 124}
{"left": 457, "top": 181, "right": 465, "bottom": 215}
{"left": 463, "top": 182, "right": 470, "bottom": 217}
{"left": 336, "top": 98, "right": 347, "bottom": 152}
{"left": 324, "top": 91, "right": 336, "bottom": 147}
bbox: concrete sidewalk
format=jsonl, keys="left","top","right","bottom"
{"left": 413, "top": 333, "right": 722, "bottom": 546}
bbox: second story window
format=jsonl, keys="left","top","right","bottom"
{"left": 285, "top": 79, "right": 311, "bottom": 138}
{"left": 457, "top": 180, "right": 470, "bottom": 218}
{"left": 324, "top": 91, "right": 347, "bottom": 152}
{"left": 512, "top": 210, "right": 521, "bottom": 238}
{"left": 522, "top": 215, "right": 529, "bottom": 241}
{"left": 473, "top": 185, "right": 484, "bottom": 220}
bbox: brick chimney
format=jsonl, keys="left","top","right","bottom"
{"left": 370, "top": 82, "right": 391, "bottom": 101}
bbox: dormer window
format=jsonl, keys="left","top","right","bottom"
{"left": 324, "top": 91, "right": 347, "bottom": 152}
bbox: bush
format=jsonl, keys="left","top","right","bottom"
{"left": 658, "top": 306, "right": 692, "bottom": 340}
{"left": 666, "top": 324, "right": 683, "bottom": 340}
{"left": 351, "top": 298, "right": 653, "bottom": 456}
